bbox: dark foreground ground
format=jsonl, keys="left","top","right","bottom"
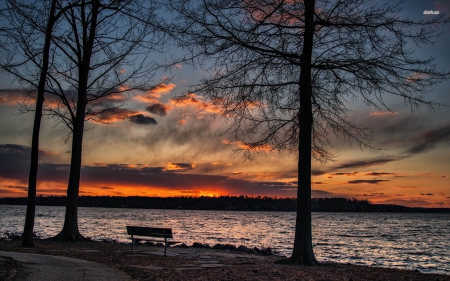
{"left": 1, "top": 240, "right": 449, "bottom": 281}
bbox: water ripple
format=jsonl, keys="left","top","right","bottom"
{"left": 0, "top": 205, "right": 449, "bottom": 275}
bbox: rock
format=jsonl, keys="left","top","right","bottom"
{"left": 174, "top": 243, "right": 189, "bottom": 248}
{"left": 213, "top": 243, "right": 237, "bottom": 251}
{"left": 102, "top": 238, "right": 116, "bottom": 243}
{"left": 237, "top": 245, "right": 249, "bottom": 252}
{"left": 224, "top": 244, "right": 237, "bottom": 251}
{"left": 192, "top": 242, "right": 203, "bottom": 248}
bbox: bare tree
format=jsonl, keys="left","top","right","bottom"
{"left": 1, "top": 0, "right": 74, "bottom": 247}
{"left": 44, "top": 0, "right": 166, "bottom": 241}
{"left": 168, "top": 0, "right": 449, "bottom": 264}
{"left": 1, "top": 0, "right": 167, "bottom": 241}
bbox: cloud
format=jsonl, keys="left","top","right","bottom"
{"left": 146, "top": 103, "right": 169, "bottom": 116}
{"left": 420, "top": 193, "right": 434, "bottom": 196}
{"left": 347, "top": 179, "right": 389, "bottom": 184}
{"left": 311, "top": 170, "right": 326, "bottom": 176}
{"left": 134, "top": 83, "right": 176, "bottom": 103}
{"left": 404, "top": 124, "right": 450, "bottom": 155}
{"left": 311, "top": 190, "right": 341, "bottom": 198}
{"left": 93, "top": 108, "right": 139, "bottom": 123}
{"left": 0, "top": 144, "right": 341, "bottom": 198}
{"left": 369, "top": 111, "right": 396, "bottom": 116}
{"left": 164, "top": 162, "right": 195, "bottom": 171}
{"left": 129, "top": 114, "right": 157, "bottom": 125}
{"left": 223, "top": 139, "right": 273, "bottom": 153}
{"left": 0, "top": 89, "right": 33, "bottom": 106}
{"left": 355, "top": 192, "right": 385, "bottom": 197}
{"left": 365, "top": 172, "right": 395, "bottom": 176}
{"left": 334, "top": 158, "right": 400, "bottom": 169}
{"left": 331, "top": 172, "right": 358, "bottom": 176}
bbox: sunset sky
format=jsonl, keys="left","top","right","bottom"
{"left": 0, "top": 0, "right": 449, "bottom": 208}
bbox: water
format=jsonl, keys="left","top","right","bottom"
{"left": 1, "top": 205, "right": 449, "bottom": 275}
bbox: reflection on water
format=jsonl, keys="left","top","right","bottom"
{"left": 1, "top": 205, "right": 449, "bottom": 275}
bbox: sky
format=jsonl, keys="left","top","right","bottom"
{"left": 0, "top": 0, "right": 449, "bottom": 208}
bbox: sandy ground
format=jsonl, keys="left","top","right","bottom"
{"left": 1, "top": 239, "right": 449, "bottom": 281}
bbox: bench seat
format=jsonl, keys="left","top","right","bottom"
{"left": 126, "top": 226, "right": 181, "bottom": 256}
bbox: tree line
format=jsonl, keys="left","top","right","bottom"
{"left": 1, "top": 196, "right": 449, "bottom": 213}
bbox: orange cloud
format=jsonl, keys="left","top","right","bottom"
{"left": 406, "top": 72, "right": 430, "bottom": 82}
{"left": 0, "top": 89, "right": 35, "bottom": 106}
{"left": 90, "top": 108, "right": 140, "bottom": 124}
{"left": 134, "top": 83, "right": 176, "bottom": 103}
{"left": 171, "top": 93, "right": 223, "bottom": 115}
{"left": 164, "top": 162, "right": 195, "bottom": 171}
{"left": 222, "top": 139, "right": 273, "bottom": 153}
{"left": 369, "top": 111, "right": 396, "bottom": 116}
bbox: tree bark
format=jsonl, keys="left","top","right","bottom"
{"left": 276, "top": 0, "right": 318, "bottom": 265}
{"left": 22, "top": 0, "right": 58, "bottom": 248}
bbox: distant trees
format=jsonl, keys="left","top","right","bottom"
{"left": 1, "top": 0, "right": 168, "bottom": 242}
{"left": 2, "top": 196, "right": 444, "bottom": 213}
{"left": 168, "top": 0, "right": 449, "bottom": 264}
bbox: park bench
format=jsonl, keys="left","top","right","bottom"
{"left": 126, "top": 226, "right": 181, "bottom": 256}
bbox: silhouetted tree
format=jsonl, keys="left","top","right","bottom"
{"left": 46, "top": 0, "right": 166, "bottom": 241}
{"left": 0, "top": 0, "right": 76, "bottom": 247}
{"left": 2, "top": 0, "right": 167, "bottom": 241}
{"left": 168, "top": 0, "right": 449, "bottom": 264}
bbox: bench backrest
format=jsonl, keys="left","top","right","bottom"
{"left": 126, "top": 226, "right": 173, "bottom": 238}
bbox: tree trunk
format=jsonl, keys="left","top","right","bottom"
{"left": 276, "top": 0, "right": 318, "bottom": 265}
{"left": 22, "top": 0, "right": 58, "bottom": 248}
{"left": 54, "top": 0, "right": 100, "bottom": 241}
{"left": 55, "top": 109, "right": 86, "bottom": 241}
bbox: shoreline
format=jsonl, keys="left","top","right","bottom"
{"left": 1, "top": 239, "right": 449, "bottom": 280}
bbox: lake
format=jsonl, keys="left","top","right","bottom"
{"left": 1, "top": 205, "right": 449, "bottom": 275}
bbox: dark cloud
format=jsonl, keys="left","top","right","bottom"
{"left": 355, "top": 192, "right": 385, "bottom": 197}
{"left": 365, "top": 172, "right": 395, "bottom": 176}
{"left": 146, "top": 103, "right": 168, "bottom": 116}
{"left": 334, "top": 158, "right": 400, "bottom": 169}
{"left": 420, "top": 193, "right": 434, "bottom": 196}
{"left": 405, "top": 124, "right": 450, "bottom": 155}
{"left": 0, "top": 144, "right": 343, "bottom": 198}
{"left": 311, "top": 170, "right": 326, "bottom": 176}
{"left": 347, "top": 180, "right": 389, "bottom": 184}
{"left": 311, "top": 190, "right": 341, "bottom": 198}
{"left": 256, "top": 181, "right": 295, "bottom": 186}
{"left": 331, "top": 172, "right": 358, "bottom": 176}
{"left": 129, "top": 114, "right": 157, "bottom": 125}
